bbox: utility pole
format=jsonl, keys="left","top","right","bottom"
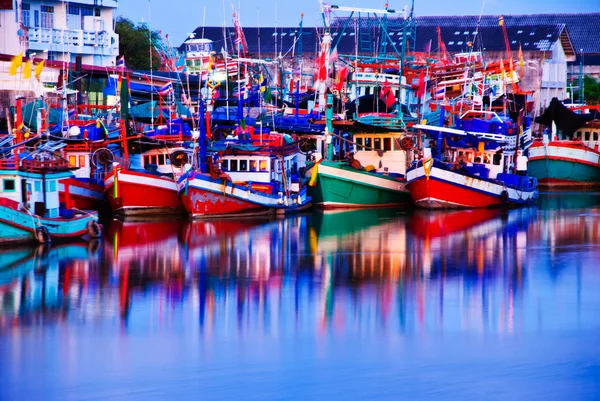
{"left": 578, "top": 49, "right": 584, "bottom": 104}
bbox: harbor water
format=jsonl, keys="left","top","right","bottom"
{"left": 1, "top": 192, "right": 600, "bottom": 399}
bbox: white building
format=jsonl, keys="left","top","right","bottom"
{"left": 0, "top": 0, "right": 119, "bottom": 67}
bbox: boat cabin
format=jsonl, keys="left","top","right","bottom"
{"left": 0, "top": 154, "right": 72, "bottom": 218}
{"left": 353, "top": 132, "right": 411, "bottom": 176}
{"left": 138, "top": 147, "right": 193, "bottom": 177}
{"left": 184, "top": 38, "right": 214, "bottom": 75}
{"left": 348, "top": 72, "right": 407, "bottom": 105}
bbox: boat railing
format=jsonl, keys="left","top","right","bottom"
{"left": 0, "top": 159, "right": 17, "bottom": 170}
{"left": 21, "top": 158, "right": 70, "bottom": 173}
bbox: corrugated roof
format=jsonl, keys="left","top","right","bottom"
{"left": 186, "top": 13, "right": 598, "bottom": 57}
{"left": 413, "top": 14, "right": 600, "bottom": 54}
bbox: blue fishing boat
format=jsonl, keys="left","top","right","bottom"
{"left": 0, "top": 139, "right": 102, "bottom": 245}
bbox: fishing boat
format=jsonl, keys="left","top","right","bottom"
{"left": 406, "top": 109, "right": 538, "bottom": 208}
{"left": 0, "top": 139, "right": 101, "bottom": 245}
{"left": 305, "top": 95, "right": 412, "bottom": 209}
{"left": 178, "top": 122, "right": 311, "bottom": 218}
{"left": 529, "top": 98, "right": 600, "bottom": 188}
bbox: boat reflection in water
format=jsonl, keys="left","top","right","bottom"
{"left": 1, "top": 194, "right": 600, "bottom": 398}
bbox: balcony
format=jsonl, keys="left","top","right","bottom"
{"left": 28, "top": 27, "right": 119, "bottom": 57}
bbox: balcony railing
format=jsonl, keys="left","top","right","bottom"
{"left": 28, "top": 27, "right": 119, "bottom": 56}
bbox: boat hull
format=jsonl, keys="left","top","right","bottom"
{"left": 104, "top": 169, "right": 183, "bottom": 216}
{"left": 0, "top": 199, "right": 99, "bottom": 245}
{"left": 179, "top": 173, "right": 311, "bottom": 218}
{"left": 406, "top": 163, "right": 537, "bottom": 209}
{"left": 59, "top": 178, "right": 107, "bottom": 211}
{"left": 528, "top": 141, "right": 600, "bottom": 187}
{"left": 306, "top": 161, "right": 410, "bottom": 209}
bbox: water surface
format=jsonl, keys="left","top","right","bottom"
{"left": 1, "top": 193, "right": 600, "bottom": 400}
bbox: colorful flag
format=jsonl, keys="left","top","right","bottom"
{"left": 259, "top": 73, "right": 266, "bottom": 93}
{"left": 159, "top": 81, "right": 173, "bottom": 96}
{"left": 23, "top": 60, "right": 32, "bottom": 79}
{"left": 518, "top": 44, "right": 525, "bottom": 71}
{"left": 9, "top": 52, "right": 23, "bottom": 76}
{"left": 34, "top": 60, "right": 45, "bottom": 81}
{"left": 434, "top": 86, "right": 446, "bottom": 100}
{"left": 116, "top": 56, "right": 125, "bottom": 70}
{"left": 334, "top": 66, "right": 348, "bottom": 92}
{"left": 498, "top": 16, "right": 504, "bottom": 26}
{"left": 416, "top": 69, "right": 426, "bottom": 99}
{"left": 329, "top": 47, "right": 338, "bottom": 63}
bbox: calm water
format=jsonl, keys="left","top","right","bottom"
{"left": 1, "top": 193, "right": 600, "bottom": 400}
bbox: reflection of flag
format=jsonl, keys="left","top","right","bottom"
{"left": 159, "top": 81, "right": 173, "bottom": 96}
{"left": 9, "top": 52, "right": 23, "bottom": 76}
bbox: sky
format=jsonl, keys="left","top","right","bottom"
{"left": 116, "top": 0, "right": 600, "bottom": 46}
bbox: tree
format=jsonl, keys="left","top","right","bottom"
{"left": 583, "top": 75, "right": 600, "bottom": 105}
{"left": 115, "top": 16, "right": 163, "bottom": 70}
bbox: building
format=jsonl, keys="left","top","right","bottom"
{"left": 0, "top": 0, "right": 119, "bottom": 67}
{"left": 187, "top": 13, "right": 596, "bottom": 111}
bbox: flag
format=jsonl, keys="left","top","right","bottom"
{"left": 9, "top": 52, "right": 23, "bottom": 76}
{"left": 315, "top": 51, "right": 327, "bottom": 84}
{"left": 498, "top": 16, "right": 504, "bottom": 26}
{"left": 416, "top": 69, "right": 426, "bottom": 99}
{"left": 259, "top": 73, "right": 266, "bottom": 93}
{"left": 379, "top": 80, "right": 396, "bottom": 108}
{"left": 159, "top": 81, "right": 173, "bottom": 96}
{"left": 424, "top": 39, "right": 432, "bottom": 54}
{"left": 334, "top": 66, "right": 348, "bottom": 92}
{"left": 500, "top": 58, "right": 506, "bottom": 80}
{"left": 293, "top": 65, "right": 301, "bottom": 77}
{"left": 34, "top": 60, "right": 45, "bottom": 81}
{"left": 434, "top": 86, "right": 446, "bottom": 100}
{"left": 289, "top": 78, "right": 295, "bottom": 93}
{"left": 23, "top": 60, "right": 32, "bottom": 79}
{"left": 116, "top": 56, "right": 125, "bottom": 69}
{"left": 329, "top": 47, "right": 338, "bottom": 63}
{"left": 518, "top": 44, "right": 524, "bottom": 71}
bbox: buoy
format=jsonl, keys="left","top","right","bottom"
{"left": 36, "top": 226, "right": 51, "bottom": 244}
{"left": 87, "top": 220, "right": 102, "bottom": 238}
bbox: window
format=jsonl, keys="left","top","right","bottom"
{"left": 34, "top": 10, "right": 39, "bottom": 27}
{"left": 355, "top": 137, "right": 363, "bottom": 149}
{"left": 383, "top": 137, "right": 392, "bottom": 151}
{"left": 374, "top": 137, "right": 381, "bottom": 150}
{"left": 364, "top": 137, "right": 372, "bottom": 150}
{"left": 82, "top": 7, "right": 93, "bottom": 17}
{"left": 222, "top": 159, "right": 229, "bottom": 171}
{"left": 46, "top": 180, "right": 56, "bottom": 192}
{"left": 79, "top": 155, "right": 86, "bottom": 167}
{"left": 585, "top": 132, "right": 591, "bottom": 141}
{"left": 493, "top": 153, "right": 502, "bottom": 166}
{"left": 144, "top": 155, "right": 150, "bottom": 166}
{"left": 3, "top": 179, "right": 15, "bottom": 192}
{"left": 365, "top": 87, "right": 371, "bottom": 95}
{"left": 230, "top": 159, "right": 238, "bottom": 171}
{"left": 21, "top": 3, "right": 31, "bottom": 27}
{"left": 259, "top": 160, "right": 268, "bottom": 172}
{"left": 158, "top": 154, "right": 165, "bottom": 165}
{"left": 151, "top": 155, "right": 157, "bottom": 165}
{"left": 95, "top": 8, "right": 101, "bottom": 17}
{"left": 69, "top": 155, "right": 77, "bottom": 167}
{"left": 34, "top": 181, "right": 41, "bottom": 192}
{"left": 41, "top": 5, "right": 54, "bottom": 29}
{"left": 249, "top": 160, "right": 257, "bottom": 172}
{"left": 240, "top": 160, "right": 247, "bottom": 171}
{"left": 594, "top": 132, "right": 599, "bottom": 141}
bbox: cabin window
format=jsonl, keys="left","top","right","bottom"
{"left": 260, "top": 160, "right": 268, "bottom": 172}
{"left": 46, "top": 180, "right": 56, "bottom": 192}
{"left": 79, "top": 155, "right": 86, "bottom": 167}
{"left": 483, "top": 154, "right": 491, "bottom": 164}
{"left": 585, "top": 132, "right": 591, "bottom": 141}
{"left": 69, "top": 155, "right": 77, "bottom": 167}
{"left": 364, "top": 137, "right": 372, "bottom": 150}
{"left": 240, "top": 160, "right": 248, "bottom": 171}
{"left": 365, "top": 87, "right": 371, "bottom": 95}
{"left": 3, "top": 179, "right": 15, "bottom": 192}
{"left": 222, "top": 159, "right": 229, "bottom": 171}
{"left": 383, "top": 138, "right": 392, "bottom": 151}
{"left": 35, "top": 181, "right": 41, "bottom": 192}
{"left": 230, "top": 160, "right": 238, "bottom": 171}
{"left": 249, "top": 160, "right": 257, "bottom": 172}
{"left": 374, "top": 138, "right": 382, "bottom": 150}
{"left": 493, "top": 153, "right": 502, "bottom": 165}
{"left": 355, "top": 137, "right": 363, "bottom": 149}
{"left": 594, "top": 132, "right": 599, "bottom": 141}
{"left": 144, "top": 155, "right": 150, "bottom": 166}
{"left": 158, "top": 154, "right": 165, "bottom": 165}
